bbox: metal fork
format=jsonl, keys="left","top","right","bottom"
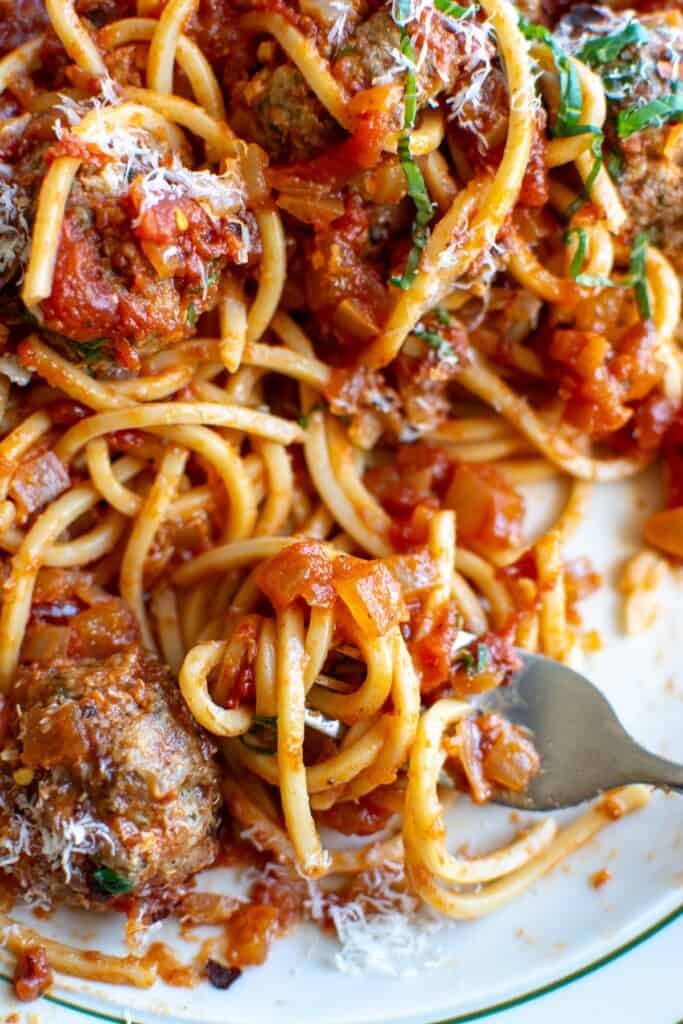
{"left": 476, "top": 652, "right": 683, "bottom": 810}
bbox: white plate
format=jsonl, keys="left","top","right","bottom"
{"left": 1, "top": 470, "right": 682, "bottom": 1024}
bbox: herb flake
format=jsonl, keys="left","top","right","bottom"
{"left": 564, "top": 226, "right": 588, "bottom": 279}
{"left": 627, "top": 231, "right": 651, "bottom": 320}
{"left": 413, "top": 325, "right": 459, "bottom": 365}
{"left": 617, "top": 86, "right": 683, "bottom": 139}
{"left": 390, "top": 27, "right": 434, "bottom": 291}
{"left": 577, "top": 20, "right": 648, "bottom": 67}
{"left": 240, "top": 715, "right": 278, "bottom": 755}
{"left": 92, "top": 866, "right": 133, "bottom": 897}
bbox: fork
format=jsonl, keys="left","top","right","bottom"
{"left": 475, "top": 652, "right": 683, "bottom": 810}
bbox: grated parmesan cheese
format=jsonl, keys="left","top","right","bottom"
{"left": 0, "top": 356, "right": 32, "bottom": 386}
{"left": 53, "top": 89, "right": 251, "bottom": 266}
{"left": 0, "top": 817, "right": 31, "bottom": 869}
{"left": 0, "top": 179, "right": 30, "bottom": 276}
{"left": 39, "top": 812, "right": 116, "bottom": 884}
{"left": 445, "top": 17, "right": 496, "bottom": 142}
{"left": 135, "top": 160, "right": 246, "bottom": 221}
{"left": 136, "top": 160, "right": 251, "bottom": 267}
{"left": 327, "top": 0, "right": 356, "bottom": 47}
{"left": 54, "top": 85, "right": 168, "bottom": 198}
{"left": 8, "top": 791, "right": 118, "bottom": 892}
{"left": 327, "top": 866, "right": 459, "bottom": 976}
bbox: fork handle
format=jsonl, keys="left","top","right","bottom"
{"left": 619, "top": 742, "right": 683, "bottom": 793}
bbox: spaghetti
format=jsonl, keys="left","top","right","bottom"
{"left": 0, "top": 0, "right": 680, "bottom": 998}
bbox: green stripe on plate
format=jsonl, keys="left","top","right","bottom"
{"left": 431, "top": 902, "right": 683, "bottom": 1024}
{"left": 0, "top": 902, "right": 681, "bottom": 1024}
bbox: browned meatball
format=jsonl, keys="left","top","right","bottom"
{"left": 0, "top": 111, "right": 254, "bottom": 374}
{"left": 333, "top": 9, "right": 471, "bottom": 114}
{"left": 231, "top": 64, "right": 341, "bottom": 163}
{"left": 231, "top": 6, "right": 477, "bottom": 164}
{"left": 555, "top": 6, "right": 683, "bottom": 263}
{"left": 0, "top": 648, "right": 221, "bottom": 912}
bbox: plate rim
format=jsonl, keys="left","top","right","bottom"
{"left": 2, "top": 901, "right": 680, "bottom": 1024}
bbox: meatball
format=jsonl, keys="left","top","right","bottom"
{"left": 332, "top": 9, "right": 469, "bottom": 112}
{"left": 2, "top": 111, "right": 254, "bottom": 373}
{"left": 555, "top": 6, "right": 683, "bottom": 263}
{"left": 0, "top": 0, "right": 49, "bottom": 56}
{"left": 0, "top": 648, "right": 221, "bottom": 912}
{"left": 231, "top": 64, "right": 341, "bottom": 163}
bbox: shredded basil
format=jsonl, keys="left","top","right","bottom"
{"left": 564, "top": 227, "right": 618, "bottom": 287}
{"left": 186, "top": 301, "right": 197, "bottom": 327}
{"left": 434, "top": 305, "right": 452, "bottom": 326}
{"left": 206, "top": 262, "right": 220, "bottom": 288}
{"left": 518, "top": 16, "right": 602, "bottom": 157}
{"left": 577, "top": 20, "right": 648, "bottom": 66}
{"left": 617, "top": 86, "right": 683, "bottom": 139}
{"left": 564, "top": 226, "right": 588, "bottom": 279}
{"left": 564, "top": 132, "right": 605, "bottom": 219}
{"left": 455, "top": 643, "right": 490, "bottom": 675}
{"left": 20, "top": 312, "right": 110, "bottom": 370}
{"left": 390, "top": 28, "right": 434, "bottom": 291}
{"left": 71, "top": 337, "right": 109, "bottom": 367}
{"left": 606, "top": 146, "right": 624, "bottom": 182}
{"left": 565, "top": 226, "right": 649, "bottom": 295}
{"left": 240, "top": 715, "right": 278, "bottom": 756}
{"left": 456, "top": 650, "right": 474, "bottom": 672}
{"left": 587, "top": 133, "right": 604, "bottom": 183}
{"left": 555, "top": 55, "right": 583, "bottom": 137}
{"left": 298, "top": 402, "right": 326, "bottom": 428}
{"left": 627, "top": 232, "right": 651, "bottom": 320}
{"left": 433, "top": 0, "right": 476, "bottom": 18}
{"left": 413, "top": 325, "right": 459, "bottom": 365}
{"left": 92, "top": 867, "right": 133, "bottom": 896}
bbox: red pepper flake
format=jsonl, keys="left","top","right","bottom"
{"left": 206, "top": 960, "right": 241, "bottom": 990}
{"left": 591, "top": 868, "right": 613, "bottom": 890}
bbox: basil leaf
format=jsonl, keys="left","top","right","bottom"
{"left": 390, "top": 28, "right": 435, "bottom": 290}
{"left": 186, "top": 301, "right": 197, "bottom": 327}
{"left": 584, "top": 132, "right": 604, "bottom": 193}
{"left": 92, "top": 867, "right": 133, "bottom": 896}
{"left": 434, "top": 0, "right": 476, "bottom": 18}
{"left": 606, "top": 147, "right": 624, "bottom": 182}
{"left": 519, "top": 18, "right": 601, "bottom": 144}
{"left": 72, "top": 337, "right": 109, "bottom": 367}
{"left": 617, "top": 87, "right": 683, "bottom": 139}
{"left": 455, "top": 643, "right": 489, "bottom": 675}
{"left": 556, "top": 53, "right": 583, "bottom": 136}
{"left": 627, "top": 231, "right": 651, "bottom": 320}
{"left": 240, "top": 715, "right": 278, "bottom": 756}
{"left": 413, "top": 325, "right": 459, "bottom": 365}
{"left": 518, "top": 17, "right": 551, "bottom": 44}
{"left": 563, "top": 133, "right": 604, "bottom": 218}
{"left": 434, "top": 305, "right": 452, "bottom": 326}
{"left": 564, "top": 226, "right": 588, "bottom": 279}
{"left": 298, "top": 402, "right": 325, "bottom": 428}
{"left": 577, "top": 20, "right": 648, "bottom": 66}
{"left": 456, "top": 650, "right": 474, "bottom": 673}
{"left": 400, "top": 28, "right": 418, "bottom": 129}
